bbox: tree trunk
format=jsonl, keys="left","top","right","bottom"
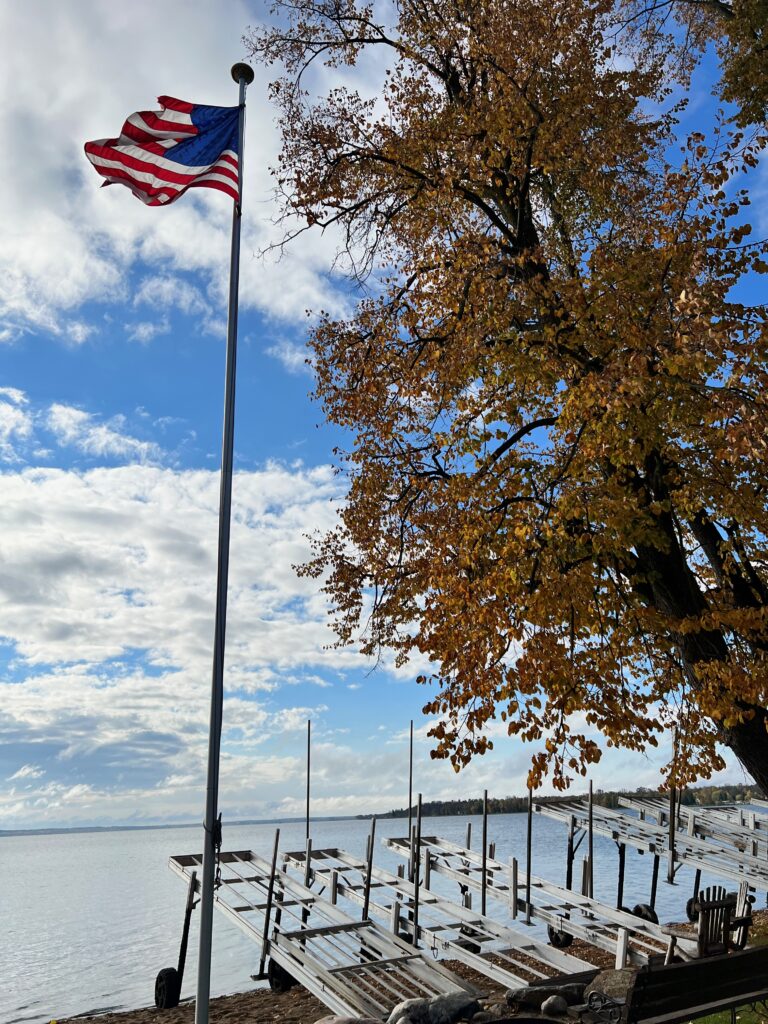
{"left": 635, "top": 514, "right": 768, "bottom": 793}
{"left": 722, "top": 708, "right": 768, "bottom": 795}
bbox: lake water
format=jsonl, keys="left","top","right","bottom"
{"left": 2, "top": 811, "right": 738, "bottom": 1024}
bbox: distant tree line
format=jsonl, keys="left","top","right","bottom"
{"left": 376, "top": 784, "right": 759, "bottom": 819}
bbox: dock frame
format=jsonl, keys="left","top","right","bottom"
{"left": 384, "top": 835, "right": 677, "bottom": 966}
{"left": 281, "top": 845, "right": 593, "bottom": 990}
{"left": 169, "top": 848, "right": 478, "bottom": 1020}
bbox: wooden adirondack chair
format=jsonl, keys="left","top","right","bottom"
{"left": 662, "top": 883, "right": 752, "bottom": 963}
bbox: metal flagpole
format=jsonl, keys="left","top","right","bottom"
{"left": 195, "top": 61, "right": 254, "bottom": 1024}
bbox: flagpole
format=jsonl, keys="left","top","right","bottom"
{"left": 195, "top": 61, "right": 254, "bottom": 1024}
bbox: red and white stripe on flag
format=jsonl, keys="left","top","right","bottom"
{"left": 84, "top": 96, "right": 240, "bottom": 206}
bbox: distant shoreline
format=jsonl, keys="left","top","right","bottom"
{"left": 0, "top": 815, "right": 359, "bottom": 839}
{"left": 3, "top": 780, "right": 758, "bottom": 838}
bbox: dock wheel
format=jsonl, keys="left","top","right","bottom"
{"left": 632, "top": 903, "right": 659, "bottom": 924}
{"left": 268, "top": 958, "right": 297, "bottom": 992}
{"left": 686, "top": 897, "right": 699, "bottom": 922}
{"left": 547, "top": 924, "right": 573, "bottom": 948}
{"left": 154, "top": 966, "right": 181, "bottom": 1009}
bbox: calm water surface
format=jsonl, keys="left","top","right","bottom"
{"left": 2, "top": 812, "right": 737, "bottom": 1024}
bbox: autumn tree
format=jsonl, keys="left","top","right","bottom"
{"left": 245, "top": 0, "right": 768, "bottom": 790}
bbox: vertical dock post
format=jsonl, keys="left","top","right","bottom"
{"left": 306, "top": 718, "right": 311, "bottom": 843}
{"left": 616, "top": 843, "right": 626, "bottom": 909}
{"left": 330, "top": 869, "right": 339, "bottom": 904}
{"left": 650, "top": 854, "right": 660, "bottom": 910}
{"left": 593, "top": 782, "right": 598, "bottom": 897}
{"left": 176, "top": 869, "right": 198, "bottom": 993}
{"left": 258, "top": 829, "right": 281, "bottom": 978}
{"left": 581, "top": 855, "right": 590, "bottom": 897}
{"left": 526, "top": 786, "right": 533, "bottom": 925}
{"left": 615, "top": 927, "right": 629, "bottom": 969}
{"left": 691, "top": 867, "right": 702, "bottom": 906}
{"left": 407, "top": 719, "right": 413, "bottom": 848}
{"left": 668, "top": 785, "right": 677, "bottom": 883}
{"left": 413, "top": 793, "right": 422, "bottom": 946}
{"left": 301, "top": 836, "right": 312, "bottom": 937}
{"left": 510, "top": 857, "right": 518, "bottom": 918}
{"left": 466, "top": 821, "right": 472, "bottom": 850}
{"left": 566, "top": 814, "right": 575, "bottom": 890}
{"left": 482, "top": 789, "right": 488, "bottom": 916}
{"left": 362, "top": 816, "right": 376, "bottom": 920}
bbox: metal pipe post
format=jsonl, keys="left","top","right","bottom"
{"left": 481, "top": 789, "right": 488, "bottom": 916}
{"left": 413, "top": 793, "right": 422, "bottom": 946}
{"left": 407, "top": 719, "right": 413, "bottom": 843}
{"left": 566, "top": 815, "right": 575, "bottom": 890}
{"left": 650, "top": 854, "right": 660, "bottom": 909}
{"left": 588, "top": 780, "right": 594, "bottom": 898}
{"left": 526, "top": 787, "right": 533, "bottom": 924}
{"left": 668, "top": 785, "right": 677, "bottom": 883}
{"left": 362, "top": 817, "right": 376, "bottom": 920}
{"left": 616, "top": 843, "right": 626, "bottom": 909}
{"left": 258, "top": 829, "right": 281, "bottom": 978}
{"left": 306, "top": 718, "right": 311, "bottom": 842}
{"left": 196, "top": 62, "right": 254, "bottom": 1024}
{"left": 177, "top": 870, "right": 198, "bottom": 989}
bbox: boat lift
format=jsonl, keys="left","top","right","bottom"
{"left": 384, "top": 834, "right": 677, "bottom": 967}
{"left": 281, "top": 845, "right": 594, "bottom": 991}
{"left": 162, "top": 842, "right": 479, "bottom": 1020}
{"left": 535, "top": 799, "right": 768, "bottom": 908}
{"left": 618, "top": 795, "right": 768, "bottom": 852}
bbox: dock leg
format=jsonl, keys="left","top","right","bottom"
{"left": 526, "top": 788, "right": 533, "bottom": 925}
{"left": 593, "top": 782, "right": 598, "bottom": 897}
{"left": 650, "top": 855, "right": 660, "bottom": 910}
{"left": 667, "top": 786, "right": 677, "bottom": 884}
{"left": 616, "top": 843, "right": 626, "bottom": 909}
{"left": 510, "top": 857, "right": 518, "bottom": 919}
{"left": 566, "top": 815, "right": 575, "bottom": 891}
{"left": 177, "top": 869, "right": 198, "bottom": 991}
{"left": 482, "top": 789, "right": 488, "bottom": 917}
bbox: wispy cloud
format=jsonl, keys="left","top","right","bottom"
{"left": 46, "top": 403, "right": 161, "bottom": 461}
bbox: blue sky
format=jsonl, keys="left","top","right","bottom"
{"left": 0, "top": 2, "right": 759, "bottom": 830}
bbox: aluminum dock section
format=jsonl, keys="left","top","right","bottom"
{"left": 281, "top": 845, "right": 593, "bottom": 990}
{"left": 169, "top": 848, "right": 478, "bottom": 1020}
{"left": 384, "top": 834, "right": 676, "bottom": 966}
{"left": 536, "top": 798, "right": 768, "bottom": 891}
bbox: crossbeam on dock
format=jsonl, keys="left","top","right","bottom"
{"left": 282, "top": 846, "right": 593, "bottom": 990}
{"left": 384, "top": 835, "right": 677, "bottom": 966}
{"left": 536, "top": 800, "right": 768, "bottom": 890}
{"left": 169, "top": 848, "right": 478, "bottom": 1020}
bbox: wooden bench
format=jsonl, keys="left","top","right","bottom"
{"left": 568, "top": 945, "right": 768, "bottom": 1024}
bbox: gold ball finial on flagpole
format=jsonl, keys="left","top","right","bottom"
{"left": 231, "top": 63, "right": 255, "bottom": 85}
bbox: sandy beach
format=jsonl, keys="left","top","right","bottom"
{"left": 60, "top": 911, "right": 768, "bottom": 1024}
{"left": 58, "top": 945, "right": 607, "bottom": 1024}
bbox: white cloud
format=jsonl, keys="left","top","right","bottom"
{"left": 135, "top": 275, "right": 210, "bottom": 317}
{"left": 0, "top": 387, "right": 28, "bottom": 405}
{"left": 0, "top": 398, "right": 33, "bottom": 462}
{"left": 265, "top": 339, "right": 312, "bottom": 374}
{"left": 125, "top": 317, "right": 171, "bottom": 344}
{"left": 7, "top": 763, "right": 45, "bottom": 781}
{"left": 0, "top": 0, "right": 351, "bottom": 343}
{"left": 47, "top": 403, "right": 161, "bottom": 461}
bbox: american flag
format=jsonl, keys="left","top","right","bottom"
{"left": 84, "top": 96, "right": 240, "bottom": 206}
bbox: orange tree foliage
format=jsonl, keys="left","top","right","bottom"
{"left": 245, "top": 0, "right": 768, "bottom": 790}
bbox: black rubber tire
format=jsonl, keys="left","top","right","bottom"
{"left": 155, "top": 967, "right": 181, "bottom": 1010}
{"left": 268, "top": 958, "right": 297, "bottom": 993}
{"left": 686, "top": 896, "right": 699, "bottom": 922}
{"left": 632, "top": 903, "right": 659, "bottom": 924}
{"left": 618, "top": 905, "right": 633, "bottom": 915}
{"left": 548, "top": 924, "right": 573, "bottom": 948}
